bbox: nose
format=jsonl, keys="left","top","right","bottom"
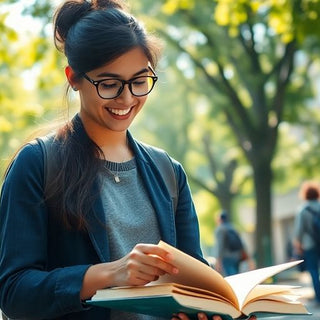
{"left": 115, "top": 83, "right": 135, "bottom": 104}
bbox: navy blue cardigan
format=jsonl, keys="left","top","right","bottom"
{"left": 0, "top": 116, "right": 205, "bottom": 319}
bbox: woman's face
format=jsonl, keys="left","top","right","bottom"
{"left": 69, "top": 47, "right": 151, "bottom": 134}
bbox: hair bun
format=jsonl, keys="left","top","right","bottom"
{"left": 54, "top": 1, "right": 92, "bottom": 51}
{"left": 54, "top": 0, "right": 128, "bottom": 52}
{"left": 91, "top": 0, "right": 126, "bottom": 10}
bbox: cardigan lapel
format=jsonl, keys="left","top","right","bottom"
{"left": 128, "top": 132, "right": 177, "bottom": 246}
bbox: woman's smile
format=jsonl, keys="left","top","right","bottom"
{"left": 106, "top": 106, "right": 133, "bottom": 117}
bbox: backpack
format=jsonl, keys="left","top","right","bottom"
{"left": 225, "top": 228, "right": 244, "bottom": 251}
{"left": 305, "top": 206, "right": 320, "bottom": 247}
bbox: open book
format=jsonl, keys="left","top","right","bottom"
{"left": 86, "top": 241, "right": 310, "bottom": 319}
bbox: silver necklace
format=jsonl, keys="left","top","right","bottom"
{"left": 103, "top": 139, "right": 130, "bottom": 183}
{"left": 104, "top": 163, "right": 121, "bottom": 183}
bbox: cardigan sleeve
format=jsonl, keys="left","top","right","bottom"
{"left": 0, "top": 142, "right": 90, "bottom": 319}
{"left": 171, "top": 159, "right": 207, "bottom": 265}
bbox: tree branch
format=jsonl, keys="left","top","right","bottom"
{"left": 271, "top": 41, "right": 296, "bottom": 123}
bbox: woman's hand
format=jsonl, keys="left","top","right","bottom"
{"left": 110, "top": 243, "right": 178, "bottom": 286}
{"left": 81, "top": 243, "right": 178, "bottom": 299}
{"left": 171, "top": 313, "right": 257, "bottom": 320}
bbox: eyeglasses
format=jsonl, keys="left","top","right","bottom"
{"left": 82, "top": 67, "right": 158, "bottom": 99}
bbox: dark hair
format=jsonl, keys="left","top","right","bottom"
{"left": 220, "top": 210, "right": 228, "bottom": 222}
{"left": 47, "top": 0, "right": 162, "bottom": 230}
{"left": 299, "top": 181, "right": 320, "bottom": 201}
{"left": 45, "top": 116, "right": 104, "bottom": 230}
{"left": 54, "top": 0, "right": 161, "bottom": 76}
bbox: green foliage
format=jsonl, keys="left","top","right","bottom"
{"left": 162, "top": 0, "right": 195, "bottom": 14}
{"left": 0, "top": 0, "right": 65, "bottom": 179}
{"left": 214, "top": 0, "right": 320, "bottom": 43}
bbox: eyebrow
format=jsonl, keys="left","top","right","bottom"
{"left": 96, "top": 68, "right": 149, "bottom": 79}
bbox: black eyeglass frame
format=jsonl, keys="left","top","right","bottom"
{"left": 82, "top": 66, "right": 158, "bottom": 99}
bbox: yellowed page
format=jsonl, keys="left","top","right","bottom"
{"left": 156, "top": 241, "right": 239, "bottom": 308}
{"left": 172, "top": 283, "right": 233, "bottom": 303}
{"left": 173, "top": 293, "right": 242, "bottom": 318}
{"left": 224, "top": 260, "right": 303, "bottom": 308}
{"left": 247, "top": 293, "right": 302, "bottom": 304}
{"left": 244, "top": 284, "right": 300, "bottom": 305}
{"left": 241, "top": 299, "right": 309, "bottom": 316}
{"left": 94, "top": 283, "right": 231, "bottom": 303}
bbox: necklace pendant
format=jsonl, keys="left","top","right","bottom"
{"left": 114, "top": 175, "right": 120, "bottom": 183}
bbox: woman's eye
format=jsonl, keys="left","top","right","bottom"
{"left": 133, "top": 78, "right": 147, "bottom": 86}
{"left": 101, "top": 81, "right": 119, "bottom": 89}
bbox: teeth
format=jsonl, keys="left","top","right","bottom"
{"left": 108, "top": 108, "right": 131, "bottom": 116}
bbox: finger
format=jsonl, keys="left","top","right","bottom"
{"left": 197, "top": 312, "right": 208, "bottom": 319}
{"left": 175, "top": 313, "right": 189, "bottom": 320}
{"left": 122, "top": 254, "right": 176, "bottom": 285}
{"left": 130, "top": 244, "right": 179, "bottom": 275}
{"left": 142, "top": 254, "right": 178, "bottom": 275}
{"left": 134, "top": 243, "right": 174, "bottom": 262}
{"left": 121, "top": 259, "right": 162, "bottom": 285}
{"left": 132, "top": 268, "right": 163, "bottom": 283}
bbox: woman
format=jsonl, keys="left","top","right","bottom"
{"left": 0, "top": 1, "right": 255, "bottom": 319}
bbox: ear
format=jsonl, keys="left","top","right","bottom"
{"left": 65, "top": 66, "right": 78, "bottom": 90}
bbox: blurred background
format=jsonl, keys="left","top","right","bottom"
{"left": 1, "top": 0, "right": 320, "bottom": 269}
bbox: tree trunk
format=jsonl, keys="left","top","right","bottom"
{"left": 218, "top": 195, "right": 233, "bottom": 218}
{"left": 253, "top": 159, "right": 273, "bottom": 267}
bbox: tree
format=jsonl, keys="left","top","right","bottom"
{"left": 190, "top": 132, "right": 247, "bottom": 215}
{"left": 136, "top": 0, "right": 320, "bottom": 266}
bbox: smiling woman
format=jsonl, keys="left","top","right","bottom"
{"left": 0, "top": 1, "right": 253, "bottom": 320}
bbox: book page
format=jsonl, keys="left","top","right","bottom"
{"left": 94, "top": 283, "right": 230, "bottom": 303}
{"left": 173, "top": 293, "right": 242, "bottom": 319}
{"left": 244, "top": 284, "right": 299, "bottom": 305}
{"left": 241, "top": 299, "right": 309, "bottom": 316}
{"left": 224, "top": 260, "right": 303, "bottom": 309}
{"left": 156, "top": 241, "right": 239, "bottom": 308}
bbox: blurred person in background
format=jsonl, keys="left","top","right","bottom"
{"left": 215, "top": 210, "right": 254, "bottom": 276}
{"left": 293, "top": 180, "right": 320, "bottom": 306}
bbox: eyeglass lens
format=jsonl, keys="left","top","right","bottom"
{"left": 98, "top": 76, "right": 155, "bottom": 99}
